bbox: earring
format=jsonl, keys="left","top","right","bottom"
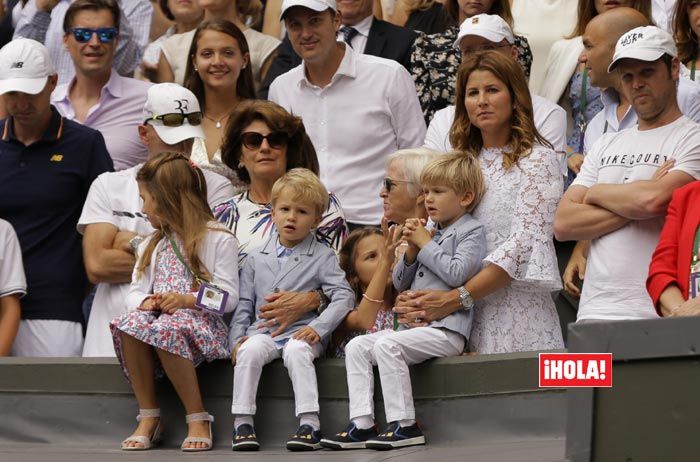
{"left": 194, "top": 66, "right": 199, "bottom": 71}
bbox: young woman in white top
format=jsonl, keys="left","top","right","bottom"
{"left": 674, "top": 0, "right": 700, "bottom": 81}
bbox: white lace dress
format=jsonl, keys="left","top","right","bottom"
{"left": 470, "top": 145, "right": 564, "bottom": 354}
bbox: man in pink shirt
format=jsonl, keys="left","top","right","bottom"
{"left": 51, "top": 0, "right": 151, "bottom": 170}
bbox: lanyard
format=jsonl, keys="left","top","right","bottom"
{"left": 692, "top": 60, "right": 697, "bottom": 81}
{"left": 577, "top": 68, "right": 589, "bottom": 153}
{"left": 167, "top": 235, "right": 206, "bottom": 285}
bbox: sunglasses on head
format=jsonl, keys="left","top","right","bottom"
{"left": 241, "top": 131, "right": 288, "bottom": 149}
{"left": 69, "top": 27, "right": 118, "bottom": 43}
{"left": 383, "top": 177, "right": 413, "bottom": 192}
{"left": 145, "top": 112, "right": 203, "bottom": 127}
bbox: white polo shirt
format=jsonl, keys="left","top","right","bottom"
{"left": 77, "top": 164, "right": 234, "bottom": 357}
{"left": 423, "top": 94, "right": 567, "bottom": 174}
{"left": 269, "top": 44, "right": 426, "bottom": 225}
{"left": 0, "top": 218, "right": 26, "bottom": 298}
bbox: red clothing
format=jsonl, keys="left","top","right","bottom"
{"left": 647, "top": 181, "right": 700, "bottom": 315}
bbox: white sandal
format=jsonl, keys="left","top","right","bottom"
{"left": 121, "top": 409, "right": 163, "bottom": 451}
{"left": 181, "top": 412, "right": 214, "bottom": 452}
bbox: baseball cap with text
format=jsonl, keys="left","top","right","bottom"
{"left": 0, "top": 38, "right": 55, "bottom": 95}
{"left": 280, "top": 0, "right": 336, "bottom": 20}
{"left": 454, "top": 14, "right": 515, "bottom": 50}
{"left": 143, "top": 83, "right": 205, "bottom": 145}
{"left": 608, "top": 26, "right": 677, "bottom": 73}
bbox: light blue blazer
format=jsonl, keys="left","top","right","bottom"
{"left": 229, "top": 232, "right": 354, "bottom": 349}
{"left": 392, "top": 213, "right": 487, "bottom": 339}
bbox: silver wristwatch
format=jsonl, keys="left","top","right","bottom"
{"left": 129, "top": 235, "right": 144, "bottom": 255}
{"left": 457, "top": 287, "right": 474, "bottom": 310}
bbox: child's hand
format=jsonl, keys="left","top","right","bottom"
{"left": 381, "top": 217, "right": 403, "bottom": 265}
{"left": 231, "top": 336, "right": 248, "bottom": 364}
{"left": 138, "top": 295, "right": 160, "bottom": 311}
{"left": 158, "top": 292, "right": 194, "bottom": 314}
{"left": 292, "top": 326, "right": 320, "bottom": 345}
{"left": 402, "top": 218, "right": 431, "bottom": 248}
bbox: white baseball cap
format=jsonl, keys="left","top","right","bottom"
{"left": 0, "top": 38, "right": 55, "bottom": 95}
{"left": 142, "top": 83, "right": 205, "bottom": 145}
{"left": 280, "top": 0, "right": 336, "bottom": 20}
{"left": 453, "top": 14, "right": 515, "bottom": 50}
{"left": 608, "top": 26, "right": 677, "bottom": 72}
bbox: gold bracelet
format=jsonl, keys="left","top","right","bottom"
{"left": 362, "top": 293, "right": 384, "bottom": 304}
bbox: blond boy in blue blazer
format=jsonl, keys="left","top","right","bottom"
{"left": 229, "top": 169, "right": 354, "bottom": 452}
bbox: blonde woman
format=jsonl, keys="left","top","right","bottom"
{"left": 395, "top": 51, "right": 564, "bottom": 354}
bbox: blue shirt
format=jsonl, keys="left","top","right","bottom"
{"left": 0, "top": 107, "right": 113, "bottom": 322}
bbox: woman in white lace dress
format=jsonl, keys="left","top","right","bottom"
{"left": 394, "top": 51, "right": 564, "bottom": 354}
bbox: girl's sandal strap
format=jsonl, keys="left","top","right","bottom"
{"left": 136, "top": 408, "right": 161, "bottom": 421}
{"left": 185, "top": 412, "right": 214, "bottom": 423}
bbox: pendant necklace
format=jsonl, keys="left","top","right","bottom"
{"left": 204, "top": 113, "right": 229, "bottom": 129}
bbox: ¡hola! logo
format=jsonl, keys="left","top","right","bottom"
{"left": 538, "top": 353, "right": 612, "bottom": 388}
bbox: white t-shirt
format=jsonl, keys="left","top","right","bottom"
{"left": 424, "top": 94, "right": 567, "bottom": 174}
{"left": 0, "top": 218, "right": 26, "bottom": 298}
{"left": 77, "top": 164, "right": 234, "bottom": 356}
{"left": 573, "top": 116, "right": 700, "bottom": 321}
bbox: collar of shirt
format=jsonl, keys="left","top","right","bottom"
{"left": 2, "top": 106, "right": 64, "bottom": 143}
{"left": 601, "top": 87, "right": 635, "bottom": 132}
{"left": 297, "top": 43, "right": 358, "bottom": 88}
{"left": 338, "top": 15, "right": 373, "bottom": 40}
{"left": 276, "top": 237, "right": 295, "bottom": 258}
{"left": 52, "top": 69, "right": 124, "bottom": 109}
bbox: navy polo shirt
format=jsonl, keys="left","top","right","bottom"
{"left": 0, "top": 106, "right": 113, "bottom": 323}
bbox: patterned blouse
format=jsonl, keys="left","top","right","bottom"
{"left": 410, "top": 26, "right": 533, "bottom": 123}
{"left": 213, "top": 190, "right": 348, "bottom": 266}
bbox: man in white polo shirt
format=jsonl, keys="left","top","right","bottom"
{"left": 424, "top": 14, "right": 567, "bottom": 171}
{"left": 554, "top": 26, "right": 700, "bottom": 322}
{"left": 268, "top": 0, "right": 426, "bottom": 229}
{"left": 78, "top": 83, "right": 235, "bottom": 357}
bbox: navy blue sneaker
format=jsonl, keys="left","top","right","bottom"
{"left": 320, "top": 422, "right": 379, "bottom": 450}
{"left": 286, "top": 424, "right": 322, "bottom": 451}
{"left": 232, "top": 423, "right": 259, "bottom": 451}
{"left": 365, "top": 421, "right": 426, "bottom": 450}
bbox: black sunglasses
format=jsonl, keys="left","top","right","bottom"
{"left": 383, "top": 177, "right": 413, "bottom": 192}
{"left": 70, "top": 27, "right": 119, "bottom": 43}
{"left": 241, "top": 131, "right": 288, "bottom": 149}
{"left": 145, "top": 112, "right": 202, "bottom": 127}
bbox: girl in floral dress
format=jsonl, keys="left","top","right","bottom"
{"left": 111, "top": 153, "right": 239, "bottom": 452}
{"left": 331, "top": 222, "right": 403, "bottom": 358}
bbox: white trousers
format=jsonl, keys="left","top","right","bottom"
{"left": 12, "top": 320, "right": 83, "bottom": 357}
{"left": 232, "top": 334, "right": 324, "bottom": 417}
{"left": 345, "top": 327, "right": 464, "bottom": 423}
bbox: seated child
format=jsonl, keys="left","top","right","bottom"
{"left": 229, "top": 168, "right": 355, "bottom": 452}
{"left": 321, "top": 152, "right": 487, "bottom": 450}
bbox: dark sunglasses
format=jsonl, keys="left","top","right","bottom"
{"left": 70, "top": 27, "right": 118, "bottom": 43}
{"left": 241, "top": 131, "right": 288, "bottom": 149}
{"left": 383, "top": 177, "right": 413, "bottom": 192}
{"left": 145, "top": 112, "right": 202, "bottom": 127}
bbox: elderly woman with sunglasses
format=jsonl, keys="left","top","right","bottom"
{"left": 213, "top": 100, "right": 348, "bottom": 335}
{"left": 381, "top": 148, "right": 436, "bottom": 227}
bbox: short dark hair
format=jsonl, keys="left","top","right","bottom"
{"left": 63, "top": 0, "right": 121, "bottom": 34}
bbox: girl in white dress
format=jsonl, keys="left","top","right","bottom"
{"left": 395, "top": 51, "right": 564, "bottom": 354}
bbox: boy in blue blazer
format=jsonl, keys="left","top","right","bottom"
{"left": 229, "top": 169, "right": 354, "bottom": 452}
{"left": 322, "top": 153, "right": 487, "bottom": 450}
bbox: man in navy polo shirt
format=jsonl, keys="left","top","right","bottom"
{"left": 0, "top": 38, "right": 112, "bottom": 356}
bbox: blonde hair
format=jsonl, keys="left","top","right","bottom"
{"left": 271, "top": 168, "right": 329, "bottom": 217}
{"left": 450, "top": 51, "right": 552, "bottom": 170}
{"left": 135, "top": 152, "right": 219, "bottom": 281}
{"left": 420, "top": 152, "right": 485, "bottom": 213}
{"left": 386, "top": 147, "right": 438, "bottom": 197}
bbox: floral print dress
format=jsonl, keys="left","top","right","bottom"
{"left": 410, "top": 26, "right": 533, "bottom": 124}
{"left": 110, "top": 238, "right": 230, "bottom": 379}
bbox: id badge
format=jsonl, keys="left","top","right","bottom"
{"left": 195, "top": 283, "right": 229, "bottom": 314}
{"left": 691, "top": 272, "right": 700, "bottom": 299}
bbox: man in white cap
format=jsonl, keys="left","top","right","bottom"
{"left": 78, "top": 83, "right": 235, "bottom": 357}
{"left": 424, "top": 13, "right": 567, "bottom": 174}
{"left": 554, "top": 25, "right": 700, "bottom": 322}
{"left": 0, "top": 38, "right": 113, "bottom": 357}
{"left": 268, "top": 0, "right": 425, "bottom": 231}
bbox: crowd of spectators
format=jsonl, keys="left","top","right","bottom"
{"left": 0, "top": 0, "right": 699, "bottom": 453}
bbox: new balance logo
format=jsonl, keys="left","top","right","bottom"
{"left": 10, "top": 62, "right": 23, "bottom": 69}
{"left": 50, "top": 154, "right": 63, "bottom": 162}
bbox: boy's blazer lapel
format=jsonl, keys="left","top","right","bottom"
{"left": 259, "top": 236, "right": 280, "bottom": 277}
{"left": 267, "top": 233, "right": 318, "bottom": 288}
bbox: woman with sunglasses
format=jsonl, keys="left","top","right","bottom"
{"left": 214, "top": 100, "right": 347, "bottom": 338}
{"left": 380, "top": 148, "right": 434, "bottom": 227}
{"left": 183, "top": 18, "right": 256, "bottom": 184}
{"left": 394, "top": 52, "right": 564, "bottom": 355}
